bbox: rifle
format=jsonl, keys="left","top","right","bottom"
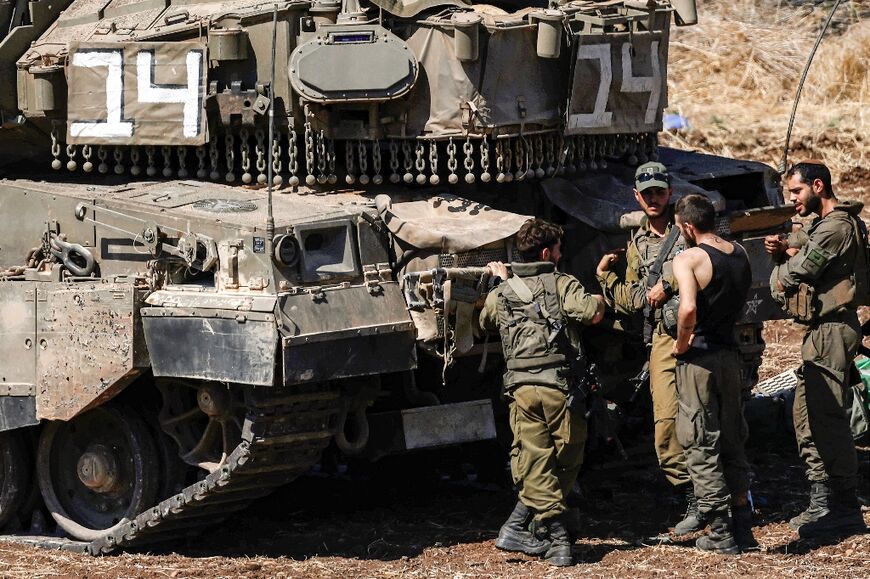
{"left": 565, "top": 350, "right": 628, "bottom": 460}
{"left": 642, "top": 225, "right": 681, "bottom": 344}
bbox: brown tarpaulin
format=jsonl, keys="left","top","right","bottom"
{"left": 375, "top": 193, "right": 530, "bottom": 252}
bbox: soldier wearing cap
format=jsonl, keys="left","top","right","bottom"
{"left": 766, "top": 161, "right": 868, "bottom": 539}
{"left": 596, "top": 162, "right": 703, "bottom": 535}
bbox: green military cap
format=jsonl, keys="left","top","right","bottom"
{"left": 634, "top": 161, "right": 670, "bottom": 192}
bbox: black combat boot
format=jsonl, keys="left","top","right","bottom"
{"left": 674, "top": 485, "right": 706, "bottom": 536}
{"left": 532, "top": 515, "right": 573, "bottom": 567}
{"left": 731, "top": 503, "right": 759, "bottom": 552}
{"left": 565, "top": 506, "right": 581, "bottom": 544}
{"left": 495, "top": 501, "right": 551, "bottom": 556}
{"left": 695, "top": 510, "right": 739, "bottom": 555}
{"left": 798, "top": 488, "right": 868, "bottom": 540}
{"left": 788, "top": 482, "right": 831, "bottom": 531}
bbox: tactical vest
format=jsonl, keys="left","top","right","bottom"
{"left": 633, "top": 223, "right": 686, "bottom": 283}
{"left": 495, "top": 263, "right": 577, "bottom": 391}
{"left": 773, "top": 202, "right": 869, "bottom": 321}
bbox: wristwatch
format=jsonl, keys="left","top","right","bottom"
{"left": 661, "top": 279, "right": 674, "bottom": 299}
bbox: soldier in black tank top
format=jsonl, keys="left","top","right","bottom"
{"left": 690, "top": 243, "right": 752, "bottom": 351}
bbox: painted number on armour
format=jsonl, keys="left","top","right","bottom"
{"left": 567, "top": 38, "right": 664, "bottom": 133}
{"left": 66, "top": 42, "right": 207, "bottom": 146}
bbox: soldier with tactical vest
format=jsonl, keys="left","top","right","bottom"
{"left": 595, "top": 162, "right": 704, "bottom": 535}
{"left": 766, "top": 161, "right": 868, "bottom": 539}
{"left": 479, "top": 218, "right": 605, "bottom": 567}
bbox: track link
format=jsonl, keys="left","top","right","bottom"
{"left": 88, "top": 385, "right": 342, "bottom": 555}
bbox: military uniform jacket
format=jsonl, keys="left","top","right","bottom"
{"left": 773, "top": 201, "right": 864, "bottom": 320}
{"left": 479, "top": 261, "right": 600, "bottom": 390}
{"left": 597, "top": 215, "right": 686, "bottom": 317}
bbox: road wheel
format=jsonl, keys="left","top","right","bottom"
{"left": 36, "top": 404, "right": 159, "bottom": 541}
{"left": 158, "top": 380, "right": 244, "bottom": 473}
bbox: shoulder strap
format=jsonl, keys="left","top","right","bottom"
{"left": 506, "top": 275, "right": 534, "bottom": 304}
{"left": 647, "top": 226, "right": 682, "bottom": 289}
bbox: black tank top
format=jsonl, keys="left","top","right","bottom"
{"left": 692, "top": 242, "right": 752, "bottom": 350}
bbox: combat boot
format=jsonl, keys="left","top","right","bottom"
{"left": 695, "top": 510, "right": 739, "bottom": 555}
{"left": 495, "top": 501, "right": 551, "bottom": 556}
{"left": 532, "top": 516, "right": 573, "bottom": 567}
{"left": 674, "top": 485, "right": 706, "bottom": 536}
{"left": 788, "top": 482, "right": 831, "bottom": 531}
{"left": 731, "top": 503, "right": 759, "bottom": 552}
{"left": 798, "top": 488, "right": 868, "bottom": 540}
{"left": 565, "top": 506, "right": 581, "bottom": 544}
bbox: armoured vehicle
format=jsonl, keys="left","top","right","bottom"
{"left": 0, "top": 0, "right": 792, "bottom": 553}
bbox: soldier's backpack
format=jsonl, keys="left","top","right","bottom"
{"left": 846, "top": 211, "right": 870, "bottom": 306}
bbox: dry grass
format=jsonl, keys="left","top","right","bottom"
{"left": 661, "top": 0, "right": 869, "bottom": 181}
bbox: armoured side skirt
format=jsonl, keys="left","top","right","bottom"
{"left": 0, "top": 396, "right": 37, "bottom": 432}
{"left": 142, "top": 308, "right": 277, "bottom": 387}
{"left": 282, "top": 328, "right": 416, "bottom": 385}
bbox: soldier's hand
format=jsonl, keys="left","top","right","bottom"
{"left": 764, "top": 234, "right": 788, "bottom": 259}
{"left": 486, "top": 261, "right": 509, "bottom": 281}
{"left": 647, "top": 281, "right": 667, "bottom": 309}
{"left": 596, "top": 252, "right": 621, "bottom": 276}
{"left": 671, "top": 334, "right": 693, "bottom": 356}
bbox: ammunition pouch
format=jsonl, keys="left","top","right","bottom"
{"left": 661, "top": 295, "right": 680, "bottom": 339}
{"left": 783, "top": 282, "right": 816, "bottom": 322}
{"left": 779, "top": 277, "right": 855, "bottom": 323}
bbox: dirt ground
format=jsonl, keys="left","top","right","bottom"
{"left": 0, "top": 440, "right": 868, "bottom": 578}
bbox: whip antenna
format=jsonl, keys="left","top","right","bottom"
{"left": 779, "top": 0, "right": 843, "bottom": 174}
{"left": 266, "top": 4, "right": 278, "bottom": 244}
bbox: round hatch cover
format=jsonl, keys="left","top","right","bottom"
{"left": 192, "top": 199, "right": 258, "bottom": 213}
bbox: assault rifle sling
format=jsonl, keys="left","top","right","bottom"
{"left": 643, "top": 225, "right": 682, "bottom": 343}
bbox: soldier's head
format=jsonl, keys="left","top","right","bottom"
{"left": 785, "top": 162, "right": 835, "bottom": 217}
{"left": 674, "top": 194, "right": 715, "bottom": 248}
{"left": 516, "top": 219, "right": 563, "bottom": 265}
{"left": 633, "top": 162, "right": 672, "bottom": 219}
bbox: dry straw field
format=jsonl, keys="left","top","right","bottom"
{"left": 661, "top": 0, "right": 868, "bottom": 183}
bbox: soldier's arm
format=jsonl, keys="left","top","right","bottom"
{"left": 671, "top": 250, "right": 700, "bottom": 356}
{"left": 596, "top": 241, "right": 646, "bottom": 315}
{"left": 478, "top": 288, "right": 500, "bottom": 332}
{"left": 776, "top": 219, "right": 849, "bottom": 291}
{"left": 557, "top": 275, "right": 605, "bottom": 325}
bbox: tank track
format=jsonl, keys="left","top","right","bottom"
{"left": 87, "top": 385, "right": 342, "bottom": 555}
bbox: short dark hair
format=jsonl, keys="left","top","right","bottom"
{"left": 675, "top": 194, "right": 715, "bottom": 233}
{"left": 786, "top": 162, "right": 834, "bottom": 197}
{"left": 516, "top": 219, "right": 563, "bottom": 262}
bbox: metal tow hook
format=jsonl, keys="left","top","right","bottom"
{"left": 50, "top": 236, "right": 96, "bottom": 277}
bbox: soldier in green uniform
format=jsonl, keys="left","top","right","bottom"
{"left": 595, "top": 162, "right": 704, "bottom": 535}
{"left": 766, "top": 162, "right": 868, "bottom": 539}
{"left": 479, "top": 218, "right": 605, "bottom": 567}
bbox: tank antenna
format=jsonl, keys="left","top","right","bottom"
{"left": 266, "top": 4, "right": 278, "bottom": 245}
{"left": 779, "top": 0, "right": 842, "bottom": 174}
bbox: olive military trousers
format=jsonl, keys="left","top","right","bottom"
{"left": 650, "top": 329, "right": 691, "bottom": 487}
{"left": 794, "top": 314, "right": 860, "bottom": 491}
{"left": 509, "top": 385, "right": 587, "bottom": 521}
{"left": 675, "top": 348, "right": 750, "bottom": 515}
